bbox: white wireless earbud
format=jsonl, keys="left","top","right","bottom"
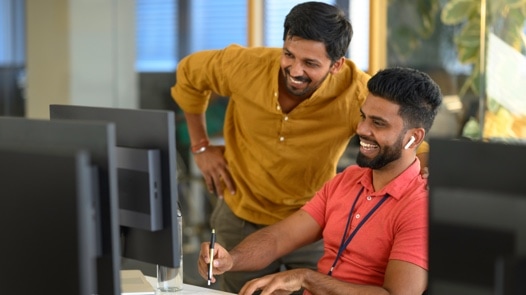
{"left": 404, "top": 136, "right": 416, "bottom": 150}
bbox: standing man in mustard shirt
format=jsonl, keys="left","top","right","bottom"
{"left": 171, "top": 2, "right": 428, "bottom": 293}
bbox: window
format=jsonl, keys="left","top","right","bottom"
{"left": 264, "top": 0, "right": 336, "bottom": 48}
{"left": 0, "top": 0, "right": 24, "bottom": 66}
{"left": 135, "top": 0, "right": 246, "bottom": 72}
{"left": 135, "top": 1, "right": 368, "bottom": 72}
{"left": 135, "top": 0, "right": 177, "bottom": 72}
{"left": 189, "top": 0, "right": 246, "bottom": 52}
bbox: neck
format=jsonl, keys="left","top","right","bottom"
{"left": 371, "top": 155, "right": 417, "bottom": 191}
{"left": 277, "top": 72, "right": 308, "bottom": 113}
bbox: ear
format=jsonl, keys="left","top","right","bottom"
{"left": 404, "top": 136, "right": 416, "bottom": 150}
{"left": 329, "top": 57, "right": 345, "bottom": 74}
{"left": 405, "top": 128, "right": 426, "bottom": 150}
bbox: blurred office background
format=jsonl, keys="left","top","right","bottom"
{"left": 1, "top": 0, "right": 525, "bottom": 286}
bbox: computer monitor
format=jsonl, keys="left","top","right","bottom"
{"left": 428, "top": 138, "right": 526, "bottom": 295}
{"left": 0, "top": 147, "right": 99, "bottom": 294}
{"left": 49, "top": 104, "right": 180, "bottom": 269}
{"left": 0, "top": 117, "right": 121, "bottom": 295}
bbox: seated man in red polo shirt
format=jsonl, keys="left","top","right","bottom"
{"left": 198, "top": 67, "right": 442, "bottom": 295}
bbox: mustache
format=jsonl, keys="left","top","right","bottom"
{"left": 285, "top": 68, "right": 310, "bottom": 83}
{"left": 358, "top": 136, "right": 378, "bottom": 145}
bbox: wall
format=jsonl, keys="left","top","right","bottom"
{"left": 25, "top": 0, "right": 137, "bottom": 119}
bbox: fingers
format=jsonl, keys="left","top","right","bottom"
{"left": 420, "top": 166, "right": 429, "bottom": 179}
{"left": 203, "top": 174, "right": 219, "bottom": 196}
{"left": 210, "top": 170, "right": 236, "bottom": 198}
{"left": 197, "top": 242, "right": 219, "bottom": 284}
{"left": 194, "top": 146, "right": 236, "bottom": 198}
{"left": 197, "top": 242, "right": 211, "bottom": 280}
{"left": 239, "top": 277, "right": 268, "bottom": 295}
{"left": 240, "top": 271, "right": 304, "bottom": 295}
{"left": 197, "top": 242, "right": 232, "bottom": 284}
{"left": 211, "top": 173, "right": 225, "bottom": 198}
{"left": 221, "top": 171, "right": 236, "bottom": 196}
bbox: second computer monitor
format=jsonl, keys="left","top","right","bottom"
{"left": 428, "top": 138, "right": 526, "bottom": 295}
{"left": 50, "top": 104, "right": 180, "bottom": 268}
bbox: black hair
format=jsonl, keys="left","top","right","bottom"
{"left": 283, "top": 1, "right": 353, "bottom": 63}
{"left": 367, "top": 67, "right": 443, "bottom": 133}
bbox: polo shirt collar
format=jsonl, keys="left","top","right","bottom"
{"left": 357, "top": 158, "right": 422, "bottom": 200}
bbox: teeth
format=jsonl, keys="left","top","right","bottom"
{"left": 360, "top": 141, "right": 378, "bottom": 149}
{"left": 290, "top": 76, "right": 304, "bottom": 84}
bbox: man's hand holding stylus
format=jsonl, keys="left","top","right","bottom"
{"left": 198, "top": 241, "right": 233, "bottom": 284}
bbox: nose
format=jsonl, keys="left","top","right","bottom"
{"left": 288, "top": 60, "right": 304, "bottom": 77}
{"left": 356, "top": 120, "right": 371, "bottom": 137}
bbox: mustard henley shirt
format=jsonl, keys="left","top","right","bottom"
{"left": 171, "top": 44, "right": 427, "bottom": 225}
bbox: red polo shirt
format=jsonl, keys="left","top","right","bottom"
{"left": 302, "top": 159, "right": 428, "bottom": 287}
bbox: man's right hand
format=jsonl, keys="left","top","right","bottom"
{"left": 193, "top": 145, "right": 236, "bottom": 198}
{"left": 197, "top": 241, "right": 233, "bottom": 284}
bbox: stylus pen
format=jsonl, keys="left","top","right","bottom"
{"left": 208, "top": 228, "right": 216, "bottom": 286}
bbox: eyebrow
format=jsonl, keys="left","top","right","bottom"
{"left": 283, "top": 47, "right": 322, "bottom": 66}
{"left": 360, "top": 108, "right": 389, "bottom": 124}
{"left": 303, "top": 57, "right": 321, "bottom": 65}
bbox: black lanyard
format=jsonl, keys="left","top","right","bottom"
{"left": 328, "top": 186, "right": 389, "bottom": 276}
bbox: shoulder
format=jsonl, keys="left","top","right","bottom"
{"left": 221, "top": 45, "right": 281, "bottom": 79}
{"left": 339, "top": 59, "right": 370, "bottom": 88}
{"left": 328, "top": 62, "right": 370, "bottom": 134}
{"left": 323, "top": 165, "right": 366, "bottom": 192}
{"left": 344, "top": 60, "right": 370, "bottom": 102}
{"left": 179, "top": 44, "right": 280, "bottom": 67}
{"left": 387, "top": 159, "right": 425, "bottom": 194}
{"left": 327, "top": 59, "right": 370, "bottom": 106}
{"left": 222, "top": 45, "right": 281, "bottom": 63}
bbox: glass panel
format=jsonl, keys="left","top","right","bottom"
{"left": 386, "top": 1, "right": 526, "bottom": 141}
{"left": 484, "top": 2, "right": 526, "bottom": 141}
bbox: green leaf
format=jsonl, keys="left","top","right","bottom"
{"left": 487, "top": 97, "right": 501, "bottom": 113}
{"left": 503, "top": 0, "right": 526, "bottom": 8}
{"left": 455, "top": 21, "right": 481, "bottom": 48}
{"left": 456, "top": 44, "right": 479, "bottom": 63}
{"left": 416, "top": 1, "right": 439, "bottom": 37}
{"left": 507, "top": 7, "right": 526, "bottom": 27}
{"left": 441, "top": 0, "right": 478, "bottom": 25}
{"left": 389, "top": 27, "right": 421, "bottom": 59}
{"left": 487, "top": 0, "right": 505, "bottom": 17}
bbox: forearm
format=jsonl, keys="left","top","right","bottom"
{"left": 229, "top": 226, "right": 280, "bottom": 271}
{"left": 229, "top": 210, "right": 321, "bottom": 272}
{"left": 302, "top": 270, "right": 389, "bottom": 295}
{"left": 184, "top": 112, "right": 208, "bottom": 146}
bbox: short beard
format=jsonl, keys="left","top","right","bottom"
{"left": 356, "top": 136, "right": 404, "bottom": 169}
{"left": 282, "top": 68, "right": 328, "bottom": 98}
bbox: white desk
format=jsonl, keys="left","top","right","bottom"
{"left": 145, "top": 276, "right": 235, "bottom": 295}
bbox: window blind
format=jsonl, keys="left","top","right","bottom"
{"left": 135, "top": 0, "right": 177, "bottom": 72}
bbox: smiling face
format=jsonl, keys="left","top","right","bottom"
{"left": 280, "top": 35, "right": 343, "bottom": 99}
{"left": 356, "top": 94, "right": 412, "bottom": 170}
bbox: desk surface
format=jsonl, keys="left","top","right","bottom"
{"left": 145, "top": 276, "right": 235, "bottom": 295}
